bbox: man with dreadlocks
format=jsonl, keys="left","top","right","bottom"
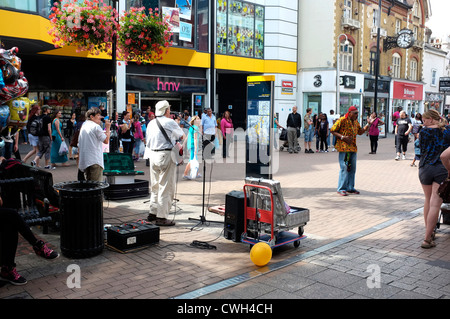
{"left": 331, "top": 106, "right": 369, "bottom": 196}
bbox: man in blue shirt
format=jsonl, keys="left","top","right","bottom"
{"left": 201, "top": 108, "right": 217, "bottom": 158}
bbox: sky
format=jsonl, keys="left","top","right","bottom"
{"left": 427, "top": 0, "right": 450, "bottom": 39}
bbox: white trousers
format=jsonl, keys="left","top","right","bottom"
{"left": 149, "top": 150, "right": 176, "bottom": 219}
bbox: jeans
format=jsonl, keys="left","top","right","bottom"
{"left": 0, "top": 208, "right": 38, "bottom": 267}
{"left": 304, "top": 128, "right": 314, "bottom": 142}
{"left": 338, "top": 152, "right": 357, "bottom": 192}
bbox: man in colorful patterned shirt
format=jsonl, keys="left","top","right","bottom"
{"left": 331, "top": 106, "right": 369, "bottom": 196}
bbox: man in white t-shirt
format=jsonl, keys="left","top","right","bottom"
{"left": 146, "top": 100, "right": 184, "bottom": 226}
{"left": 78, "top": 107, "right": 111, "bottom": 182}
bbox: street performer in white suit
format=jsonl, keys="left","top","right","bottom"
{"left": 146, "top": 100, "right": 184, "bottom": 226}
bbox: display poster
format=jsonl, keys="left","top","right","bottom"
{"left": 246, "top": 75, "right": 274, "bottom": 179}
{"left": 162, "top": 7, "right": 180, "bottom": 33}
{"left": 176, "top": 0, "right": 192, "bottom": 19}
{"left": 179, "top": 21, "right": 192, "bottom": 42}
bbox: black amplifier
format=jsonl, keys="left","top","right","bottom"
{"left": 107, "top": 222, "right": 159, "bottom": 251}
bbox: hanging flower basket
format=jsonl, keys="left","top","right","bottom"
{"left": 48, "top": 0, "right": 118, "bottom": 56}
{"left": 116, "top": 7, "right": 173, "bottom": 65}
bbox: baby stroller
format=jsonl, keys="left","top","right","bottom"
{"left": 279, "top": 128, "right": 301, "bottom": 152}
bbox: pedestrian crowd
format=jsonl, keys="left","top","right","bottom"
{"left": 2, "top": 100, "right": 450, "bottom": 288}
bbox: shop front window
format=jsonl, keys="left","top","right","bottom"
{"left": 339, "top": 93, "right": 360, "bottom": 118}
{"left": 160, "top": 0, "right": 195, "bottom": 48}
{"left": 216, "top": 0, "right": 264, "bottom": 59}
{"left": 1, "top": 0, "right": 37, "bottom": 12}
{"left": 127, "top": 0, "right": 207, "bottom": 50}
{"left": 363, "top": 96, "right": 386, "bottom": 129}
{"left": 303, "top": 93, "right": 321, "bottom": 117}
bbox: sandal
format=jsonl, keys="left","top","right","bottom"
{"left": 421, "top": 239, "right": 436, "bottom": 249}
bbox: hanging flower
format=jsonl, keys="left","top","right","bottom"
{"left": 48, "top": 0, "right": 119, "bottom": 56}
{"left": 116, "top": 7, "right": 173, "bottom": 65}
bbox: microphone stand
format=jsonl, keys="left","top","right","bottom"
{"left": 187, "top": 124, "right": 223, "bottom": 230}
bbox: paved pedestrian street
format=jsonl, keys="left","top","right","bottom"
{"left": 1, "top": 134, "right": 449, "bottom": 307}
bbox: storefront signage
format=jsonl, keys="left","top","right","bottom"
{"left": 439, "top": 77, "right": 450, "bottom": 92}
{"left": 393, "top": 81, "right": 423, "bottom": 100}
{"left": 364, "top": 78, "right": 390, "bottom": 93}
{"left": 126, "top": 75, "right": 207, "bottom": 94}
{"left": 313, "top": 75, "right": 322, "bottom": 87}
{"left": 340, "top": 75, "right": 356, "bottom": 89}
{"left": 281, "top": 80, "right": 294, "bottom": 95}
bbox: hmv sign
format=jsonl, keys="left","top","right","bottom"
{"left": 126, "top": 75, "right": 207, "bottom": 94}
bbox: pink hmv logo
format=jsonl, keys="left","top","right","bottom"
{"left": 157, "top": 78, "right": 180, "bottom": 92}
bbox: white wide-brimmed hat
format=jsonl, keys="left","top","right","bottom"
{"left": 155, "top": 100, "right": 171, "bottom": 117}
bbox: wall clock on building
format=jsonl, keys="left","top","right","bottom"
{"left": 396, "top": 29, "right": 414, "bottom": 49}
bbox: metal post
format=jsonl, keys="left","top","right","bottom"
{"left": 374, "top": 0, "right": 382, "bottom": 118}
{"left": 210, "top": 0, "right": 215, "bottom": 113}
{"left": 110, "top": 0, "right": 119, "bottom": 152}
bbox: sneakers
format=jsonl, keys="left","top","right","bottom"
{"left": 0, "top": 266, "right": 27, "bottom": 286}
{"left": 395, "top": 155, "right": 400, "bottom": 161}
{"left": 44, "top": 165, "right": 56, "bottom": 170}
{"left": 402, "top": 154, "right": 406, "bottom": 160}
{"left": 30, "top": 160, "right": 36, "bottom": 167}
{"left": 33, "top": 240, "right": 59, "bottom": 259}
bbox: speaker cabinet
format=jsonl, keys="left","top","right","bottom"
{"left": 224, "top": 191, "right": 246, "bottom": 242}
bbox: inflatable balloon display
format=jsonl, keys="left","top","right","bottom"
{"left": 0, "top": 104, "right": 10, "bottom": 131}
{"left": 8, "top": 97, "right": 32, "bottom": 127}
{"left": 2, "top": 97, "right": 33, "bottom": 143}
{"left": 0, "top": 47, "right": 29, "bottom": 104}
{"left": 0, "top": 67, "right": 4, "bottom": 89}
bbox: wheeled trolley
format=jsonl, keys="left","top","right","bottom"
{"left": 279, "top": 128, "right": 301, "bottom": 152}
{"left": 241, "top": 178, "right": 309, "bottom": 249}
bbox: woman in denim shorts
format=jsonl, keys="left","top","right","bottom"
{"left": 418, "top": 110, "right": 450, "bottom": 249}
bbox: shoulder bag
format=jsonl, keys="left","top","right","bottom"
{"left": 155, "top": 118, "right": 183, "bottom": 164}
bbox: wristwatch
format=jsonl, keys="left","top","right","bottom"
{"left": 341, "top": 135, "right": 344, "bottom": 140}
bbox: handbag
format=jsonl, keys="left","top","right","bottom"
{"left": 155, "top": 118, "right": 183, "bottom": 164}
{"left": 438, "top": 178, "right": 450, "bottom": 203}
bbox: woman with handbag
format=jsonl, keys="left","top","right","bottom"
{"left": 418, "top": 110, "right": 450, "bottom": 248}
{"left": 49, "top": 110, "right": 69, "bottom": 168}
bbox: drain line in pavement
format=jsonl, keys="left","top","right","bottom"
{"left": 173, "top": 216, "right": 407, "bottom": 299}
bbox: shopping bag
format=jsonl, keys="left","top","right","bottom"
{"left": 59, "top": 141, "right": 68, "bottom": 156}
{"left": 189, "top": 157, "right": 199, "bottom": 179}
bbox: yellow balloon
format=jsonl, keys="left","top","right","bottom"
{"left": 250, "top": 242, "right": 272, "bottom": 267}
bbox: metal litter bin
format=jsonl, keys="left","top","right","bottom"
{"left": 54, "top": 180, "right": 109, "bottom": 258}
